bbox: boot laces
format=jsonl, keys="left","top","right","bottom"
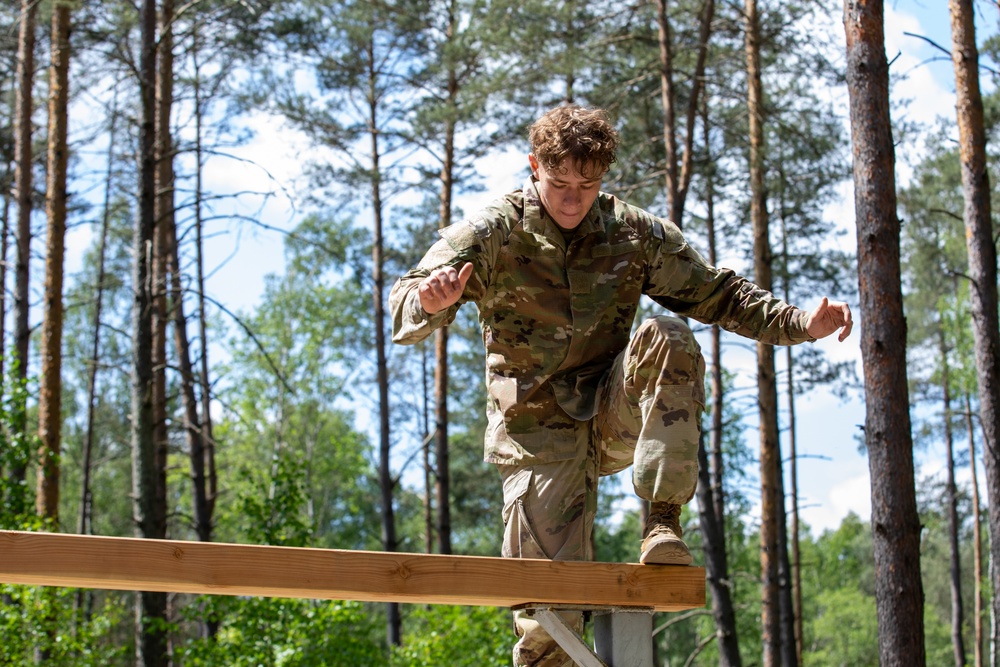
{"left": 646, "top": 503, "right": 682, "bottom": 538}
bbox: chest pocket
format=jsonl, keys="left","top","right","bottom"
{"left": 569, "top": 239, "right": 642, "bottom": 294}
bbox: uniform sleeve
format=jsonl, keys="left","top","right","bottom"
{"left": 389, "top": 208, "right": 507, "bottom": 345}
{"left": 389, "top": 238, "right": 466, "bottom": 345}
{"left": 642, "top": 215, "right": 814, "bottom": 346}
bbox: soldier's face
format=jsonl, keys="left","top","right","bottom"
{"left": 528, "top": 155, "right": 603, "bottom": 230}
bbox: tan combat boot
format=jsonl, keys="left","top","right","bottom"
{"left": 639, "top": 502, "right": 693, "bottom": 565}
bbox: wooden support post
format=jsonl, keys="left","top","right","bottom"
{"left": 0, "top": 531, "right": 705, "bottom": 612}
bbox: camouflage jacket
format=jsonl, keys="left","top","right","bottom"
{"left": 389, "top": 177, "right": 814, "bottom": 466}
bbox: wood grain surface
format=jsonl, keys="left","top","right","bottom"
{"left": 0, "top": 530, "right": 705, "bottom": 612}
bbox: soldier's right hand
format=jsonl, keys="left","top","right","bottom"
{"left": 418, "top": 262, "right": 474, "bottom": 314}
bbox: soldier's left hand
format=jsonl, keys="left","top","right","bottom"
{"left": 805, "top": 297, "right": 853, "bottom": 342}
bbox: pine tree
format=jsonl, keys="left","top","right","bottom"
{"left": 949, "top": 6, "right": 1000, "bottom": 665}
{"left": 844, "top": 2, "right": 925, "bottom": 664}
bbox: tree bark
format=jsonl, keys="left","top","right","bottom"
{"left": 950, "top": 5, "right": 1000, "bottom": 664}
{"left": 365, "top": 31, "right": 401, "bottom": 647}
{"left": 776, "top": 452, "right": 798, "bottom": 667}
{"left": 37, "top": 0, "right": 71, "bottom": 523}
{"left": 744, "top": 1, "right": 786, "bottom": 663}
{"left": 434, "top": 0, "right": 459, "bottom": 560}
{"left": 151, "top": 0, "right": 171, "bottom": 540}
{"left": 939, "top": 329, "right": 966, "bottom": 667}
{"left": 696, "top": 437, "right": 742, "bottom": 667}
{"left": 656, "top": 0, "right": 714, "bottom": 227}
{"left": 191, "top": 30, "right": 217, "bottom": 551}
{"left": 779, "top": 165, "right": 803, "bottom": 666}
{"left": 11, "top": 0, "right": 36, "bottom": 496}
{"left": 158, "top": 0, "right": 210, "bottom": 553}
{"left": 80, "top": 84, "right": 119, "bottom": 541}
{"left": 697, "top": 97, "right": 742, "bottom": 667}
{"left": 169, "top": 219, "right": 209, "bottom": 544}
{"left": 844, "top": 2, "right": 925, "bottom": 665}
{"left": 968, "top": 393, "right": 985, "bottom": 667}
{"left": 423, "top": 345, "right": 434, "bottom": 554}
{"left": 133, "top": 0, "right": 169, "bottom": 664}
{"left": 76, "top": 81, "right": 118, "bottom": 626}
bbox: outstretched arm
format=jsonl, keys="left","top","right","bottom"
{"left": 805, "top": 297, "right": 853, "bottom": 342}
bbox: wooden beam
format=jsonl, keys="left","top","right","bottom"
{"left": 0, "top": 531, "right": 705, "bottom": 612}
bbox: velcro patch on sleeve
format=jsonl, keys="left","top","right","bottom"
{"left": 439, "top": 216, "right": 492, "bottom": 252}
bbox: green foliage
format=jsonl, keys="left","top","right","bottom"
{"left": 390, "top": 605, "right": 510, "bottom": 667}
{"left": 0, "top": 585, "right": 128, "bottom": 667}
{"left": 0, "top": 363, "right": 39, "bottom": 528}
{"left": 805, "top": 587, "right": 879, "bottom": 666}
{"left": 809, "top": 511, "right": 875, "bottom": 594}
{"left": 0, "top": 364, "right": 129, "bottom": 666}
{"left": 180, "top": 441, "right": 385, "bottom": 665}
{"left": 181, "top": 598, "right": 385, "bottom": 667}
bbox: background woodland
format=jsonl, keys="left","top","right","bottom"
{"left": 1, "top": 0, "right": 997, "bottom": 665}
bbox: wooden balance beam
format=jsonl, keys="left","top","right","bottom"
{"left": 0, "top": 530, "right": 705, "bottom": 612}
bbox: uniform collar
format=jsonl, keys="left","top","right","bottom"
{"left": 522, "top": 177, "right": 605, "bottom": 240}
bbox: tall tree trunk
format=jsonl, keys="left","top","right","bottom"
{"left": 0, "top": 82, "right": 11, "bottom": 385}
{"left": 563, "top": 0, "right": 577, "bottom": 103}
{"left": 778, "top": 163, "right": 803, "bottom": 666}
{"left": 435, "top": 0, "right": 459, "bottom": 559}
{"left": 155, "top": 2, "right": 176, "bottom": 655}
{"left": 76, "top": 84, "right": 118, "bottom": 625}
{"left": 744, "top": 1, "right": 786, "bottom": 663}
{"left": 992, "top": 558, "right": 997, "bottom": 667}
{"left": 133, "top": 0, "right": 169, "bottom": 664}
{"left": 950, "top": 4, "right": 1000, "bottom": 661}
{"left": 151, "top": 0, "right": 171, "bottom": 534}
{"left": 939, "top": 328, "right": 966, "bottom": 667}
{"left": 191, "top": 33, "right": 217, "bottom": 551}
{"left": 656, "top": 0, "right": 678, "bottom": 217}
{"left": 423, "top": 343, "right": 433, "bottom": 554}
{"left": 157, "top": 0, "right": 209, "bottom": 553}
{"left": 968, "top": 393, "right": 985, "bottom": 667}
{"left": 11, "top": 0, "right": 36, "bottom": 497}
{"left": 783, "top": 344, "right": 803, "bottom": 663}
{"left": 0, "top": 186, "right": 6, "bottom": 387}
{"left": 698, "top": 97, "right": 742, "bottom": 667}
{"left": 696, "top": 437, "right": 742, "bottom": 667}
{"left": 366, "top": 33, "right": 400, "bottom": 647}
{"left": 656, "top": 0, "right": 714, "bottom": 226}
{"left": 169, "top": 219, "right": 208, "bottom": 543}
{"left": 775, "top": 454, "right": 798, "bottom": 667}
{"left": 80, "top": 85, "right": 119, "bottom": 540}
{"left": 844, "top": 2, "right": 926, "bottom": 665}
{"left": 34, "top": 8, "right": 71, "bottom": 662}
{"left": 37, "top": 0, "right": 71, "bottom": 523}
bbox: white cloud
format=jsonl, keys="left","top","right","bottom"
{"left": 802, "top": 470, "right": 872, "bottom": 535}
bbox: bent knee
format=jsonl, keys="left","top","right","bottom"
{"left": 637, "top": 315, "right": 695, "bottom": 342}
{"left": 629, "top": 316, "right": 705, "bottom": 388}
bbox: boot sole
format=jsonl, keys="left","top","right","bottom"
{"left": 639, "top": 540, "right": 693, "bottom": 566}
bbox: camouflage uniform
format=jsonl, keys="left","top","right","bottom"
{"left": 389, "top": 177, "right": 813, "bottom": 667}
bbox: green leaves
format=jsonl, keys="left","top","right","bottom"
{"left": 390, "top": 605, "right": 510, "bottom": 666}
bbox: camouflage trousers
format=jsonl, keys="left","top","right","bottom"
{"left": 498, "top": 316, "right": 705, "bottom": 667}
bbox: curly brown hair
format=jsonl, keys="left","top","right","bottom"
{"left": 529, "top": 105, "right": 619, "bottom": 179}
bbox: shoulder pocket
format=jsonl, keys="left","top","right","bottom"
{"left": 439, "top": 216, "right": 492, "bottom": 253}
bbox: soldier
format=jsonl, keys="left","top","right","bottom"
{"left": 389, "top": 104, "right": 852, "bottom": 667}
